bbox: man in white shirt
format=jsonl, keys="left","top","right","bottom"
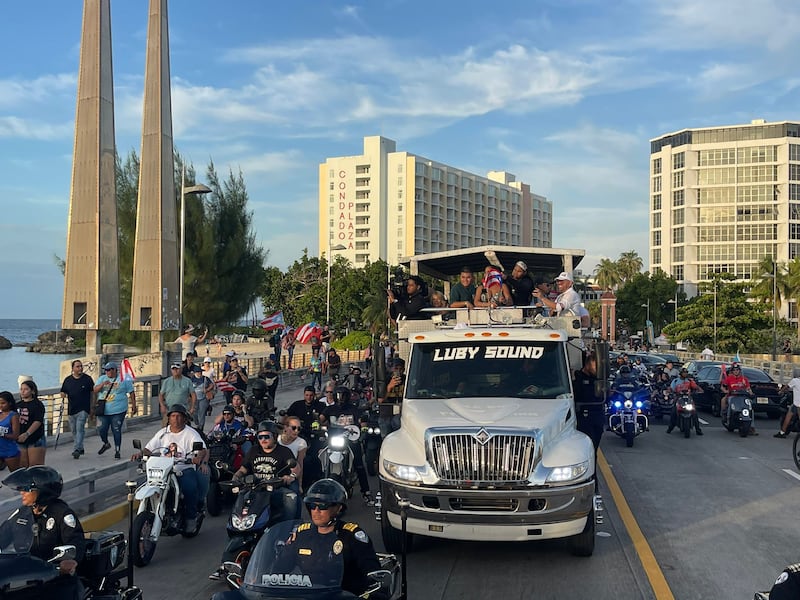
{"left": 775, "top": 375, "right": 800, "bottom": 438}
{"left": 533, "top": 271, "right": 581, "bottom": 316}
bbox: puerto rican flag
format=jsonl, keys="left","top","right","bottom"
{"left": 260, "top": 311, "right": 285, "bottom": 331}
{"left": 120, "top": 359, "right": 136, "bottom": 382}
{"left": 216, "top": 379, "right": 236, "bottom": 393}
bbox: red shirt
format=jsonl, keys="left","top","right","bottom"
{"left": 722, "top": 374, "right": 749, "bottom": 393}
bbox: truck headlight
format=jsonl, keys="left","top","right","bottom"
{"left": 382, "top": 459, "right": 423, "bottom": 483}
{"left": 545, "top": 461, "right": 589, "bottom": 483}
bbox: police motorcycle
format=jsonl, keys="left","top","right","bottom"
{"left": 130, "top": 439, "right": 206, "bottom": 566}
{"left": 218, "top": 458, "right": 298, "bottom": 588}
{"left": 0, "top": 472, "right": 142, "bottom": 599}
{"left": 722, "top": 391, "right": 754, "bottom": 437}
{"left": 206, "top": 428, "right": 253, "bottom": 517}
{"left": 607, "top": 367, "right": 650, "bottom": 448}
{"left": 215, "top": 520, "right": 402, "bottom": 600}
{"left": 674, "top": 391, "right": 697, "bottom": 438}
{"left": 319, "top": 424, "right": 361, "bottom": 497}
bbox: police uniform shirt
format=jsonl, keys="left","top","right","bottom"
{"left": 573, "top": 369, "right": 604, "bottom": 414}
{"left": 769, "top": 563, "right": 800, "bottom": 600}
{"left": 285, "top": 521, "right": 380, "bottom": 596}
{"left": 2, "top": 501, "right": 85, "bottom": 562}
{"left": 241, "top": 443, "right": 295, "bottom": 481}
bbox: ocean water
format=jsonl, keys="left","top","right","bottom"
{"left": 0, "top": 319, "right": 80, "bottom": 393}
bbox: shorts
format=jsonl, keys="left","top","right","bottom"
{"left": 19, "top": 435, "right": 47, "bottom": 449}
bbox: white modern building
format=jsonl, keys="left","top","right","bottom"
{"left": 649, "top": 119, "right": 800, "bottom": 317}
{"left": 319, "top": 136, "right": 552, "bottom": 266}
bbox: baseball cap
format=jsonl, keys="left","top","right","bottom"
{"left": 170, "top": 363, "right": 182, "bottom": 369}
{"left": 555, "top": 272, "right": 573, "bottom": 282}
{"left": 103, "top": 362, "right": 118, "bottom": 370}
{"left": 203, "top": 357, "right": 212, "bottom": 363}
{"left": 222, "top": 404, "right": 235, "bottom": 414}
{"left": 515, "top": 261, "right": 528, "bottom": 271}
{"left": 225, "top": 350, "right": 236, "bottom": 357}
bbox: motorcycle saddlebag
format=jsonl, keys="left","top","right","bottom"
{"left": 78, "top": 530, "right": 126, "bottom": 579}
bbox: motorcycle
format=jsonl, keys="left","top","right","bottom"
{"left": 319, "top": 424, "right": 361, "bottom": 496}
{"left": 360, "top": 412, "right": 382, "bottom": 477}
{"left": 130, "top": 439, "right": 206, "bottom": 567}
{"left": 217, "top": 519, "right": 402, "bottom": 599}
{"left": 206, "top": 429, "right": 251, "bottom": 517}
{"left": 722, "top": 392, "right": 754, "bottom": 437}
{"left": 607, "top": 390, "right": 649, "bottom": 448}
{"left": 0, "top": 513, "right": 141, "bottom": 599}
{"left": 219, "top": 459, "right": 298, "bottom": 588}
{"left": 675, "top": 392, "right": 696, "bottom": 438}
{"left": 650, "top": 385, "right": 675, "bottom": 421}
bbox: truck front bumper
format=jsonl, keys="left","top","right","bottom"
{"left": 380, "top": 478, "right": 595, "bottom": 542}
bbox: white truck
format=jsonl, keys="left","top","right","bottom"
{"left": 378, "top": 306, "right": 599, "bottom": 557}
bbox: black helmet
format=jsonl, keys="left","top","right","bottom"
{"left": 256, "top": 420, "right": 280, "bottom": 436}
{"left": 334, "top": 386, "right": 351, "bottom": 404}
{"left": 3, "top": 466, "right": 63, "bottom": 505}
{"left": 231, "top": 389, "right": 246, "bottom": 400}
{"left": 303, "top": 478, "right": 347, "bottom": 512}
{"left": 619, "top": 365, "right": 632, "bottom": 375}
{"left": 251, "top": 377, "right": 267, "bottom": 392}
{"left": 222, "top": 404, "right": 235, "bottom": 415}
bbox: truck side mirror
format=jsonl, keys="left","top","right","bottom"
{"left": 132, "top": 439, "right": 142, "bottom": 450}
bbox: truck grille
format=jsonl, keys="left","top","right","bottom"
{"left": 427, "top": 432, "right": 536, "bottom": 483}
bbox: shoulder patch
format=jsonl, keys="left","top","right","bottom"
{"left": 342, "top": 522, "right": 358, "bottom": 532}
{"left": 775, "top": 571, "right": 789, "bottom": 585}
{"left": 64, "top": 514, "right": 77, "bottom": 528}
{"left": 297, "top": 522, "right": 312, "bottom": 532}
{"left": 355, "top": 530, "right": 369, "bottom": 543}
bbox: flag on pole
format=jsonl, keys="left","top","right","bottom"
{"left": 216, "top": 379, "right": 236, "bottom": 393}
{"left": 260, "top": 311, "right": 285, "bottom": 331}
{"left": 120, "top": 358, "right": 136, "bottom": 382}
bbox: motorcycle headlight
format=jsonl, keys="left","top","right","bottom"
{"left": 685, "top": 403, "right": 694, "bottom": 411}
{"left": 231, "top": 514, "right": 256, "bottom": 531}
{"left": 330, "top": 436, "right": 347, "bottom": 449}
{"left": 624, "top": 400, "right": 633, "bottom": 409}
{"left": 635, "top": 401, "right": 643, "bottom": 409}
{"left": 742, "top": 409, "right": 750, "bottom": 417}
{"left": 382, "top": 459, "right": 423, "bottom": 483}
{"left": 613, "top": 401, "right": 622, "bottom": 408}
{"left": 546, "top": 461, "right": 589, "bottom": 484}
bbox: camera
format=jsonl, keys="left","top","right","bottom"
{"left": 387, "top": 268, "right": 406, "bottom": 298}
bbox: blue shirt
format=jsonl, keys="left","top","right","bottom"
{"left": 95, "top": 374, "right": 135, "bottom": 415}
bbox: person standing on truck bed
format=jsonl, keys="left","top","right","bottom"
{"left": 388, "top": 275, "right": 429, "bottom": 323}
{"left": 449, "top": 266, "right": 477, "bottom": 309}
{"left": 533, "top": 271, "right": 581, "bottom": 316}
{"left": 506, "top": 261, "right": 534, "bottom": 306}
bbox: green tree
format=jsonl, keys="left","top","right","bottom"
{"left": 615, "top": 271, "right": 678, "bottom": 335}
{"left": 617, "top": 250, "right": 643, "bottom": 286}
{"left": 594, "top": 258, "right": 621, "bottom": 290}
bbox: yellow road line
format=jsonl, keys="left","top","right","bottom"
{"left": 597, "top": 449, "right": 675, "bottom": 600}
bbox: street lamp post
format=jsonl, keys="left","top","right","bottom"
{"left": 325, "top": 237, "right": 347, "bottom": 326}
{"left": 641, "top": 299, "right": 650, "bottom": 344}
{"left": 713, "top": 282, "right": 717, "bottom": 352}
{"left": 179, "top": 165, "right": 212, "bottom": 332}
{"left": 667, "top": 291, "right": 678, "bottom": 322}
{"left": 772, "top": 260, "right": 778, "bottom": 361}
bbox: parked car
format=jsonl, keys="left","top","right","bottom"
{"left": 684, "top": 360, "right": 724, "bottom": 378}
{"left": 693, "top": 365, "right": 782, "bottom": 417}
{"left": 650, "top": 353, "right": 683, "bottom": 367}
{"left": 629, "top": 353, "right": 667, "bottom": 371}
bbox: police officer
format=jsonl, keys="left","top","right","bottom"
{"left": 0, "top": 466, "right": 85, "bottom": 599}
{"left": 765, "top": 563, "right": 800, "bottom": 599}
{"left": 573, "top": 352, "right": 605, "bottom": 451}
{"left": 293, "top": 479, "right": 382, "bottom": 598}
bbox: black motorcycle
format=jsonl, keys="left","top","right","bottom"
{"left": 206, "top": 429, "right": 251, "bottom": 517}
{"left": 650, "top": 385, "right": 675, "bottom": 421}
{"left": 675, "top": 392, "right": 697, "bottom": 438}
{"left": 360, "top": 411, "right": 382, "bottom": 477}
{"left": 219, "top": 460, "right": 298, "bottom": 588}
{"left": 722, "top": 391, "right": 754, "bottom": 437}
{"left": 0, "top": 520, "right": 141, "bottom": 599}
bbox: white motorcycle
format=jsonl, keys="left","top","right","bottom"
{"left": 130, "top": 439, "right": 206, "bottom": 567}
{"left": 318, "top": 424, "right": 361, "bottom": 497}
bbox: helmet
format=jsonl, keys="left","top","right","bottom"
{"left": 256, "top": 420, "right": 280, "bottom": 436}
{"left": 167, "top": 404, "right": 190, "bottom": 419}
{"left": 303, "top": 478, "right": 347, "bottom": 512}
{"left": 3, "top": 466, "right": 63, "bottom": 505}
{"left": 250, "top": 377, "right": 268, "bottom": 397}
{"left": 231, "top": 389, "right": 246, "bottom": 401}
{"left": 334, "top": 386, "right": 351, "bottom": 404}
{"left": 222, "top": 404, "right": 235, "bottom": 415}
{"left": 619, "top": 365, "right": 632, "bottom": 375}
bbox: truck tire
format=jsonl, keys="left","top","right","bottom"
{"left": 380, "top": 500, "right": 413, "bottom": 554}
{"left": 567, "top": 506, "right": 595, "bottom": 557}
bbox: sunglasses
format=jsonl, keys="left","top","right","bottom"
{"left": 257, "top": 434, "right": 273, "bottom": 440}
{"left": 325, "top": 391, "right": 334, "bottom": 394}
{"left": 287, "top": 425, "right": 300, "bottom": 431}
{"left": 306, "top": 502, "right": 333, "bottom": 511}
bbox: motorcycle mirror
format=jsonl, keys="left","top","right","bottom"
{"left": 132, "top": 439, "right": 142, "bottom": 450}
{"left": 50, "top": 545, "right": 77, "bottom": 563}
{"left": 192, "top": 441, "right": 204, "bottom": 452}
{"left": 286, "top": 458, "right": 298, "bottom": 469}
{"left": 222, "top": 561, "right": 243, "bottom": 577}
{"left": 244, "top": 474, "right": 256, "bottom": 485}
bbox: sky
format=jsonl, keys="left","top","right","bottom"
{"left": 2, "top": 0, "right": 799, "bottom": 318}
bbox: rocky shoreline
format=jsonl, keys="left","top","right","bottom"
{"left": 0, "top": 331, "right": 83, "bottom": 354}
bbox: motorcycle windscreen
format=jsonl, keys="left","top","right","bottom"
{"left": 242, "top": 520, "right": 345, "bottom": 595}
{"left": 0, "top": 507, "right": 35, "bottom": 554}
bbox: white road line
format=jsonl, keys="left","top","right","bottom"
{"left": 698, "top": 418, "right": 709, "bottom": 425}
{"left": 782, "top": 469, "right": 800, "bottom": 483}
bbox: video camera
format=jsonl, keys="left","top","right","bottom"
{"left": 387, "top": 268, "right": 406, "bottom": 298}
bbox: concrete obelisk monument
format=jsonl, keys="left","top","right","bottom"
{"left": 62, "top": 0, "right": 120, "bottom": 355}
{"left": 130, "top": 0, "right": 179, "bottom": 351}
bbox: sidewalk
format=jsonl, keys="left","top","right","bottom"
{"left": 0, "top": 370, "right": 313, "bottom": 518}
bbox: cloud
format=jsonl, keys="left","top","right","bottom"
{"left": 0, "top": 74, "right": 76, "bottom": 109}
{"left": 0, "top": 116, "right": 73, "bottom": 140}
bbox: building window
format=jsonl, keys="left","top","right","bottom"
{"left": 355, "top": 241, "right": 369, "bottom": 250}
{"left": 355, "top": 203, "right": 370, "bottom": 212}
{"left": 355, "top": 254, "right": 368, "bottom": 264}
{"left": 652, "top": 157, "right": 662, "bottom": 175}
{"left": 672, "top": 227, "right": 684, "bottom": 244}
{"left": 737, "top": 165, "right": 777, "bottom": 183}
{"left": 673, "top": 265, "right": 684, "bottom": 281}
{"left": 791, "top": 244, "right": 800, "bottom": 260}
{"left": 673, "top": 190, "right": 684, "bottom": 207}
{"left": 673, "top": 208, "right": 684, "bottom": 225}
{"left": 397, "top": 163, "right": 403, "bottom": 172}
{"left": 791, "top": 224, "right": 800, "bottom": 241}
{"left": 356, "top": 177, "right": 370, "bottom": 186}
{"left": 652, "top": 213, "right": 661, "bottom": 228}
{"left": 737, "top": 145, "right": 777, "bottom": 164}
{"left": 790, "top": 164, "right": 800, "bottom": 181}
{"left": 651, "top": 248, "right": 661, "bottom": 264}
{"left": 791, "top": 184, "right": 800, "bottom": 201}
{"left": 397, "top": 203, "right": 403, "bottom": 212}
{"left": 355, "top": 216, "right": 370, "bottom": 225}
{"left": 672, "top": 171, "right": 684, "bottom": 188}
{"left": 698, "top": 167, "right": 736, "bottom": 185}
{"left": 652, "top": 194, "right": 661, "bottom": 211}
{"left": 672, "top": 152, "right": 685, "bottom": 170}
{"left": 698, "top": 148, "right": 736, "bottom": 166}
{"left": 790, "top": 144, "right": 800, "bottom": 162}
{"left": 329, "top": 169, "right": 334, "bottom": 178}
{"left": 652, "top": 230, "right": 661, "bottom": 246}
{"left": 673, "top": 246, "right": 684, "bottom": 262}
{"left": 652, "top": 176, "right": 661, "bottom": 193}
{"left": 356, "top": 165, "right": 370, "bottom": 174}
{"left": 329, "top": 194, "right": 334, "bottom": 203}
{"left": 699, "top": 187, "right": 736, "bottom": 204}
{"left": 329, "top": 181, "right": 334, "bottom": 190}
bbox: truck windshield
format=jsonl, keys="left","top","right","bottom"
{"left": 405, "top": 340, "right": 571, "bottom": 399}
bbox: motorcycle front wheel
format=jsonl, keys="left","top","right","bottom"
{"left": 132, "top": 511, "right": 157, "bottom": 567}
{"left": 365, "top": 447, "right": 379, "bottom": 477}
{"left": 207, "top": 481, "right": 223, "bottom": 517}
{"left": 681, "top": 418, "right": 691, "bottom": 438}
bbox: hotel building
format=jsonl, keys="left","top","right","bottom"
{"left": 649, "top": 120, "right": 800, "bottom": 317}
{"left": 319, "top": 136, "right": 552, "bottom": 267}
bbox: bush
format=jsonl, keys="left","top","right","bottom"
{"left": 332, "top": 331, "right": 373, "bottom": 351}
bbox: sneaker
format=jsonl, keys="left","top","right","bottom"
{"left": 98, "top": 442, "right": 111, "bottom": 455}
{"left": 79, "top": 449, "right": 85, "bottom": 455}
{"left": 666, "top": 427, "right": 673, "bottom": 434}
{"left": 114, "top": 450, "right": 121, "bottom": 460}
{"left": 361, "top": 491, "right": 372, "bottom": 504}
{"left": 72, "top": 450, "right": 81, "bottom": 459}
{"left": 696, "top": 430, "right": 704, "bottom": 436}
{"left": 774, "top": 431, "right": 788, "bottom": 438}
{"left": 208, "top": 570, "right": 222, "bottom": 581}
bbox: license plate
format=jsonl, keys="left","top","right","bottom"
{"left": 757, "top": 397, "right": 769, "bottom": 404}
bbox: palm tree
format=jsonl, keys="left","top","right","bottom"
{"left": 617, "top": 250, "right": 643, "bottom": 285}
{"left": 785, "top": 258, "right": 800, "bottom": 339}
{"left": 594, "top": 258, "right": 621, "bottom": 290}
